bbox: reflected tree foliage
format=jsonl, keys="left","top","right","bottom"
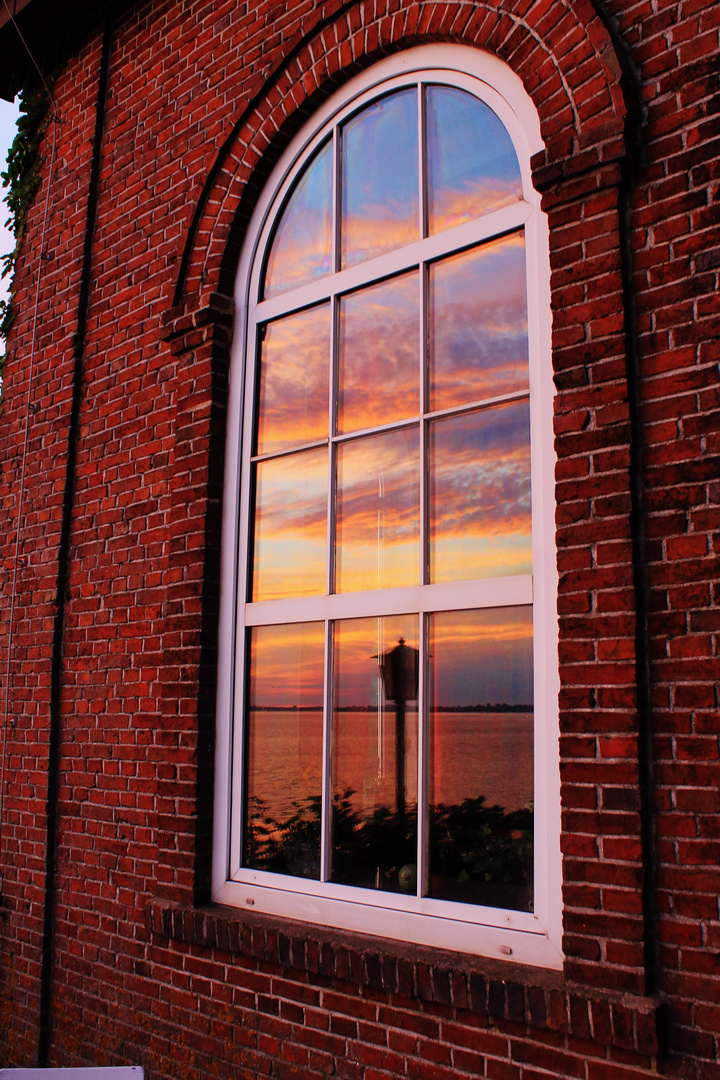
{"left": 245, "top": 790, "right": 533, "bottom": 909}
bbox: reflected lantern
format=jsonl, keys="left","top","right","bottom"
{"left": 380, "top": 638, "right": 419, "bottom": 821}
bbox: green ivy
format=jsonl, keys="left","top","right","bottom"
{"left": 0, "top": 80, "right": 53, "bottom": 382}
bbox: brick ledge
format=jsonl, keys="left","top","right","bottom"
{"left": 144, "top": 899, "right": 664, "bottom": 1056}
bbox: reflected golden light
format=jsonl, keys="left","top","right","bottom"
{"left": 336, "top": 428, "right": 419, "bottom": 593}
{"left": 257, "top": 304, "right": 330, "bottom": 455}
{"left": 429, "top": 179, "right": 521, "bottom": 234}
{"left": 338, "top": 272, "right": 419, "bottom": 434}
{"left": 429, "top": 402, "right": 531, "bottom": 581}
{"left": 341, "top": 213, "right": 420, "bottom": 267}
{"left": 252, "top": 449, "right": 327, "bottom": 601}
{"left": 430, "top": 232, "right": 529, "bottom": 411}
{"left": 265, "top": 141, "right": 332, "bottom": 299}
{"left": 249, "top": 622, "right": 325, "bottom": 709}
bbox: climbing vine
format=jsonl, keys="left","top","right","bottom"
{"left": 0, "top": 79, "right": 53, "bottom": 382}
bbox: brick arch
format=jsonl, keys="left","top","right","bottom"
{"left": 171, "top": 0, "right": 630, "bottom": 310}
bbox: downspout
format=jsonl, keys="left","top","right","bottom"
{"left": 587, "top": 2, "right": 658, "bottom": 997}
{"left": 38, "top": 19, "right": 113, "bottom": 1065}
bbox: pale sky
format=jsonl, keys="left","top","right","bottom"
{"left": 0, "top": 96, "right": 20, "bottom": 309}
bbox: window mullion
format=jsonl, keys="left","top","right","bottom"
{"left": 320, "top": 619, "right": 332, "bottom": 882}
{"left": 417, "top": 611, "right": 428, "bottom": 898}
{"left": 332, "top": 126, "right": 340, "bottom": 273}
{"left": 418, "top": 81, "right": 427, "bottom": 240}
{"left": 417, "top": 77, "right": 429, "bottom": 896}
{"left": 327, "top": 294, "right": 338, "bottom": 596}
{"left": 420, "top": 259, "right": 429, "bottom": 584}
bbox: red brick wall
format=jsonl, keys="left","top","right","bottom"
{"left": 0, "top": 0, "right": 718, "bottom": 1075}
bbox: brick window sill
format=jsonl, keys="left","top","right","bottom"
{"left": 144, "top": 899, "right": 664, "bottom": 1057}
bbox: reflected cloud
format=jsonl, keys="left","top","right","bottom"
{"left": 252, "top": 448, "right": 327, "bottom": 600}
{"left": 430, "top": 232, "right": 529, "bottom": 411}
{"left": 429, "top": 606, "right": 534, "bottom": 708}
{"left": 338, "top": 272, "right": 419, "bottom": 434}
{"left": 429, "top": 179, "right": 522, "bottom": 234}
{"left": 342, "top": 89, "right": 419, "bottom": 268}
{"left": 256, "top": 304, "right": 330, "bottom": 455}
{"left": 248, "top": 623, "right": 325, "bottom": 708}
{"left": 427, "top": 85, "right": 522, "bottom": 236}
{"left": 336, "top": 428, "right": 420, "bottom": 592}
{"left": 264, "top": 140, "right": 333, "bottom": 300}
{"left": 429, "top": 402, "right": 532, "bottom": 582}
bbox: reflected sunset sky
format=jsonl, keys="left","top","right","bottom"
{"left": 429, "top": 606, "right": 533, "bottom": 708}
{"left": 256, "top": 303, "right": 330, "bottom": 456}
{"left": 341, "top": 89, "right": 419, "bottom": 267}
{"left": 252, "top": 447, "right": 327, "bottom": 600}
{"left": 335, "top": 427, "right": 420, "bottom": 592}
{"left": 430, "top": 232, "right": 529, "bottom": 410}
{"left": 333, "top": 614, "right": 419, "bottom": 708}
{"left": 427, "top": 85, "right": 522, "bottom": 234}
{"left": 264, "top": 140, "right": 333, "bottom": 299}
{"left": 429, "top": 402, "right": 532, "bottom": 582}
{"left": 338, "top": 272, "right": 419, "bottom": 433}
{"left": 246, "top": 609, "right": 533, "bottom": 712}
{"left": 248, "top": 622, "right": 325, "bottom": 707}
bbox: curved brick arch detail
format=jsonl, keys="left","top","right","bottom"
{"left": 172, "top": 0, "right": 630, "bottom": 310}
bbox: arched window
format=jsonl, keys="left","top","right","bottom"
{"left": 214, "top": 46, "right": 560, "bottom": 968}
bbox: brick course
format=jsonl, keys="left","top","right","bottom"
{"left": 0, "top": 0, "right": 718, "bottom": 1075}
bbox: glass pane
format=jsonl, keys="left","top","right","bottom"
{"left": 264, "top": 140, "right": 333, "bottom": 299}
{"left": 331, "top": 615, "right": 418, "bottom": 893}
{"left": 255, "top": 304, "right": 330, "bottom": 456}
{"left": 337, "top": 272, "right": 419, "bottom": 434}
{"left": 429, "top": 401, "right": 532, "bottom": 583}
{"left": 244, "top": 623, "right": 324, "bottom": 878}
{"left": 335, "top": 428, "right": 419, "bottom": 593}
{"left": 429, "top": 233, "right": 529, "bottom": 411}
{"left": 428, "top": 607, "right": 534, "bottom": 911}
{"left": 427, "top": 86, "right": 522, "bottom": 234}
{"left": 341, "top": 89, "right": 419, "bottom": 268}
{"left": 252, "top": 447, "right": 327, "bottom": 600}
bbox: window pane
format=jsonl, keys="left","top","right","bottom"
{"left": 244, "top": 623, "right": 325, "bottom": 878}
{"left": 255, "top": 304, "right": 330, "bottom": 456}
{"left": 331, "top": 615, "right": 418, "bottom": 893}
{"left": 427, "top": 86, "right": 522, "bottom": 235}
{"left": 429, "top": 401, "right": 532, "bottom": 583}
{"left": 429, "top": 233, "right": 529, "bottom": 411}
{"left": 341, "top": 89, "right": 419, "bottom": 268}
{"left": 428, "top": 607, "right": 533, "bottom": 911}
{"left": 335, "top": 428, "right": 420, "bottom": 593}
{"left": 252, "top": 447, "right": 327, "bottom": 600}
{"left": 264, "top": 140, "right": 333, "bottom": 299}
{"left": 337, "top": 272, "right": 419, "bottom": 435}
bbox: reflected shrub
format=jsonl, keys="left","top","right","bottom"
{"left": 245, "top": 790, "right": 533, "bottom": 908}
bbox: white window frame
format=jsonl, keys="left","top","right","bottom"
{"left": 213, "top": 44, "right": 561, "bottom": 970}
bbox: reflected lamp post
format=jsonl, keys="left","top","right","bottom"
{"left": 380, "top": 638, "right": 419, "bottom": 820}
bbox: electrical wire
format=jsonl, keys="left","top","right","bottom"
{"left": 0, "top": 0, "right": 58, "bottom": 901}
